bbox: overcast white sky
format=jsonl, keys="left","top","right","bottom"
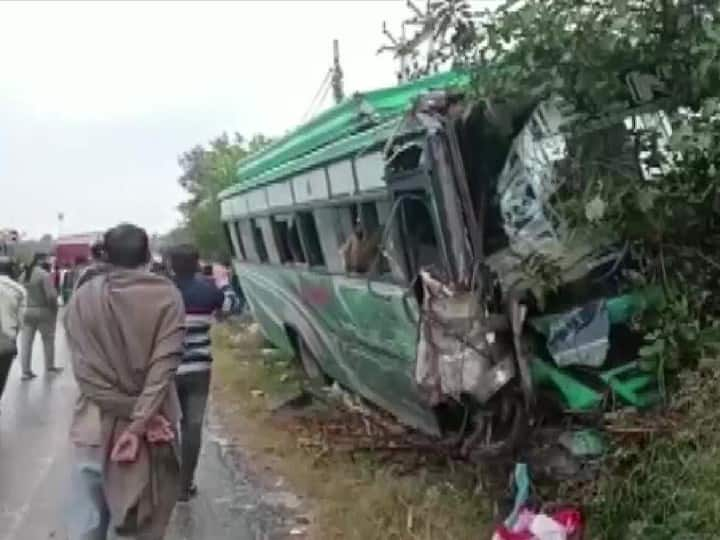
{"left": 0, "top": 1, "right": 495, "bottom": 239}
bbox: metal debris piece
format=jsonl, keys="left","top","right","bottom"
{"left": 558, "top": 430, "right": 605, "bottom": 458}
{"left": 416, "top": 270, "right": 515, "bottom": 405}
{"left": 531, "top": 300, "right": 610, "bottom": 368}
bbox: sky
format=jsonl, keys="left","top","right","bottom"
{"left": 0, "top": 0, "right": 496, "bottom": 239}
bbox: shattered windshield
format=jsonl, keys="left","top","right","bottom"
{"left": 491, "top": 98, "right": 673, "bottom": 294}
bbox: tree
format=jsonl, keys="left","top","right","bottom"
{"left": 177, "top": 132, "right": 270, "bottom": 260}
{"left": 384, "top": 0, "right": 720, "bottom": 369}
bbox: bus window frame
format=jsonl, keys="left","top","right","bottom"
{"left": 230, "top": 192, "right": 413, "bottom": 285}
{"left": 295, "top": 210, "right": 326, "bottom": 269}
{"left": 224, "top": 164, "right": 452, "bottom": 287}
{"left": 230, "top": 220, "right": 247, "bottom": 260}
{"left": 222, "top": 221, "right": 238, "bottom": 259}
{"left": 249, "top": 217, "right": 270, "bottom": 264}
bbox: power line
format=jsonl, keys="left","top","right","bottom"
{"left": 301, "top": 68, "right": 332, "bottom": 123}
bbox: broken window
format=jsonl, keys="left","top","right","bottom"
{"left": 381, "top": 193, "right": 442, "bottom": 283}
{"left": 313, "top": 207, "right": 346, "bottom": 273}
{"left": 297, "top": 211, "right": 325, "bottom": 267}
{"left": 250, "top": 218, "right": 269, "bottom": 263}
{"left": 338, "top": 202, "right": 386, "bottom": 276}
{"left": 401, "top": 196, "right": 441, "bottom": 276}
{"left": 223, "top": 222, "right": 237, "bottom": 259}
{"left": 232, "top": 221, "right": 247, "bottom": 259}
{"left": 271, "top": 215, "right": 295, "bottom": 264}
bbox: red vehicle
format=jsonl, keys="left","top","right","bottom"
{"left": 53, "top": 232, "right": 102, "bottom": 268}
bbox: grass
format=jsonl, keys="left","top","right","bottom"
{"left": 212, "top": 322, "right": 720, "bottom": 539}
{"left": 586, "top": 369, "right": 720, "bottom": 539}
{"left": 210, "top": 323, "right": 492, "bottom": 540}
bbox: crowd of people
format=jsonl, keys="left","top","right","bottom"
{"left": 0, "top": 223, "right": 244, "bottom": 539}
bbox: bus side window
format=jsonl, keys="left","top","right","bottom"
{"left": 359, "top": 201, "right": 380, "bottom": 232}
{"left": 339, "top": 202, "right": 383, "bottom": 276}
{"left": 237, "top": 220, "right": 259, "bottom": 262}
{"left": 223, "top": 222, "right": 237, "bottom": 258}
{"left": 314, "top": 207, "right": 346, "bottom": 273}
{"left": 250, "top": 218, "right": 269, "bottom": 263}
{"left": 233, "top": 221, "right": 247, "bottom": 259}
{"left": 271, "top": 215, "right": 295, "bottom": 264}
{"left": 297, "top": 211, "right": 325, "bottom": 267}
{"left": 400, "top": 197, "right": 441, "bottom": 275}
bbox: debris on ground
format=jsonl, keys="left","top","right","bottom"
{"left": 492, "top": 463, "right": 584, "bottom": 540}
{"left": 222, "top": 321, "right": 716, "bottom": 537}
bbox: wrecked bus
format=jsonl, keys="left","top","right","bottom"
{"left": 219, "top": 69, "right": 670, "bottom": 458}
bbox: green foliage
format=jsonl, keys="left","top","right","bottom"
{"left": 396, "top": 0, "right": 720, "bottom": 375}
{"left": 177, "top": 133, "right": 270, "bottom": 260}
{"left": 388, "top": 1, "right": 720, "bottom": 535}
{"left": 589, "top": 370, "right": 720, "bottom": 539}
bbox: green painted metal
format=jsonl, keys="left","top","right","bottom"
{"left": 222, "top": 120, "right": 399, "bottom": 198}
{"left": 600, "top": 361, "right": 661, "bottom": 408}
{"left": 234, "top": 261, "right": 441, "bottom": 436}
{"left": 239, "top": 256, "right": 664, "bottom": 423}
{"left": 530, "top": 288, "right": 664, "bottom": 411}
{"left": 531, "top": 359, "right": 605, "bottom": 410}
{"left": 529, "top": 287, "right": 664, "bottom": 336}
{"left": 220, "top": 70, "right": 470, "bottom": 199}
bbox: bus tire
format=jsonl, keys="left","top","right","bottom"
{"left": 298, "top": 337, "right": 329, "bottom": 384}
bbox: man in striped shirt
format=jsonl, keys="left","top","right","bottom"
{"left": 169, "top": 244, "right": 226, "bottom": 501}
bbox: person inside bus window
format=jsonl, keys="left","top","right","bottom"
{"left": 340, "top": 218, "right": 382, "bottom": 274}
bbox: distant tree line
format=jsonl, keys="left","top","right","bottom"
{"left": 170, "top": 133, "right": 271, "bottom": 261}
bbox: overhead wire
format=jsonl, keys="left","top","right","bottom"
{"left": 301, "top": 68, "right": 333, "bottom": 123}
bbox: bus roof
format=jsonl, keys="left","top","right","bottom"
{"left": 220, "top": 70, "right": 470, "bottom": 200}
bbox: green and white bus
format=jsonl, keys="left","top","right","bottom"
{"left": 220, "top": 70, "right": 668, "bottom": 457}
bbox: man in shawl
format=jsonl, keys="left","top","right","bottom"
{"left": 64, "top": 223, "right": 185, "bottom": 540}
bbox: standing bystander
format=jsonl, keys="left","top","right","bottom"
{"left": 20, "top": 253, "right": 60, "bottom": 379}
{"left": 169, "top": 244, "right": 226, "bottom": 501}
{"left": 0, "top": 257, "right": 25, "bottom": 406}
{"left": 64, "top": 224, "right": 185, "bottom": 539}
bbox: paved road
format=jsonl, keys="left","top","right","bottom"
{"left": 0, "top": 325, "right": 300, "bottom": 540}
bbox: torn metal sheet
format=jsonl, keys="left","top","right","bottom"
{"left": 531, "top": 299, "right": 610, "bottom": 368}
{"left": 415, "top": 270, "right": 515, "bottom": 405}
{"left": 495, "top": 99, "right": 570, "bottom": 258}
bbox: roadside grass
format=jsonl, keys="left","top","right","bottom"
{"left": 587, "top": 369, "right": 720, "bottom": 539}
{"left": 211, "top": 323, "right": 492, "bottom": 540}
{"left": 212, "top": 323, "right": 720, "bottom": 539}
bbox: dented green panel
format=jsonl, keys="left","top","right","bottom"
{"left": 530, "top": 288, "right": 664, "bottom": 411}
{"left": 234, "top": 261, "right": 441, "bottom": 436}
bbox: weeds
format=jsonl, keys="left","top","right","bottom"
{"left": 588, "top": 369, "right": 720, "bottom": 539}
{"left": 211, "top": 324, "right": 492, "bottom": 540}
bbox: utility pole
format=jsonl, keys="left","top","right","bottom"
{"left": 331, "top": 39, "right": 344, "bottom": 104}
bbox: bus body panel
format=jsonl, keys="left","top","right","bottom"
{"left": 235, "top": 260, "right": 441, "bottom": 436}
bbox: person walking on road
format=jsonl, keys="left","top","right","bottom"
{"left": 64, "top": 224, "right": 185, "bottom": 540}
{"left": 169, "top": 244, "right": 226, "bottom": 501}
{"left": 62, "top": 256, "right": 88, "bottom": 304}
{"left": 19, "top": 252, "right": 60, "bottom": 379}
{"left": 75, "top": 241, "right": 107, "bottom": 290}
{"left": 0, "top": 257, "right": 25, "bottom": 405}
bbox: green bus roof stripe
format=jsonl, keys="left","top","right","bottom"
{"left": 221, "top": 70, "right": 469, "bottom": 199}
{"left": 222, "top": 119, "right": 402, "bottom": 199}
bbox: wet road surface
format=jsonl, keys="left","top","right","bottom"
{"left": 0, "top": 325, "right": 302, "bottom": 540}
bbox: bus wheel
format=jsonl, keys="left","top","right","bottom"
{"left": 461, "top": 393, "right": 528, "bottom": 461}
{"left": 298, "top": 338, "right": 330, "bottom": 385}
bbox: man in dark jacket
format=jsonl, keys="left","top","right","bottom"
{"left": 169, "top": 244, "right": 226, "bottom": 501}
